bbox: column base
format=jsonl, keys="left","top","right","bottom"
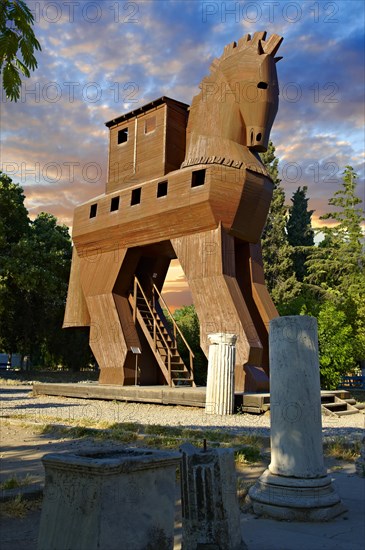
{"left": 248, "top": 469, "right": 347, "bottom": 522}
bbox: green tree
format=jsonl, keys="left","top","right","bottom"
{"left": 305, "top": 166, "right": 365, "bottom": 387}
{"left": 287, "top": 186, "right": 314, "bottom": 281}
{"left": 317, "top": 302, "right": 357, "bottom": 389}
{"left": 0, "top": 0, "right": 41, "bottom": 101}
{"left": 260, "top": 142, "right": 300, "bottom": 306}
{"left": 0, "top": 171, "right": 29, "bottom": 253}
{"left": 0, "top": 172, "right": 30, "bottom": 354}
{"left": 173, "top": 305, "right": 208, "bottom": 386}
{"left": 306, "top": 166, "right": 364, "bottom": 293}
{"left": 0, "top": 172, "right": 91, "bottom": 370}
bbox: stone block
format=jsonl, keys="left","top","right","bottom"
{"left": 37, "top": 448, "right": 180, "bottom": 550}
{"left": 180, "top": 443, "right": 246, "bottom": 549}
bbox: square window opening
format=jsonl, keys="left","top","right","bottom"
{"left": 191, "top": 169, "right": 206, "bottom": 188}
{"left": 131, "top": 188, "right": 141, "bottom": 206}
{"left": 144, "top": 116, "right": 156, "bottom": 134}
{"left": 110, "top": 196, "right": 120, "bottom": 212}
{"left": 157, "top": 180, "right": 168, "bottom": 198}
{"left": 118, "top": 128, "right": 128, "bottom": 144}
{"left": 89, "top": 203, "right": 98, "bottom": 218}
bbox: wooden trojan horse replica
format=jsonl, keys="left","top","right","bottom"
{"left": 64, "top": 31, "right": 283, "bottom": 392}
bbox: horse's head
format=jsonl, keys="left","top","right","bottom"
{"left": 189, "top": 32, "right": 283, "bottom": 156}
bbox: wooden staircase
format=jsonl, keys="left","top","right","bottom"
{"left": 321, "top": 391, "right": 363, "bottom": 417}
{"left": 130, "top": 277, "right": 195, "bottom": 387}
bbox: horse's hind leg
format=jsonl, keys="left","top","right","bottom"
{"left": 171, "top": 225, "right": 263, "bottom": 392}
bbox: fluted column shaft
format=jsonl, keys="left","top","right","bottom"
{"left": 205, "top": 333, "right": 237, "bottom": 415}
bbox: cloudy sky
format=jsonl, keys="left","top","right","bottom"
{"left": 1, "top": 0, "right": 364, "bottom": 308}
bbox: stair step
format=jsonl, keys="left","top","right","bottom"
{"left": 324, "top": 403, "right": 349, "bottom": 411}
{"left": 132, "top": 284, "right": 195, "bottom": 387}
{"left": 321, "top": 395, "right": 336, "bottom": 404}
{"left": 334, "top": 409, "right": 360, "bottom": 416}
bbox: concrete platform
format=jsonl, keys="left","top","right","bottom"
{"left": 32, "top": 382, "right": 207, "bottom": 407}
{"left": 32, "top": 383, "right": 353, "bottom": 412}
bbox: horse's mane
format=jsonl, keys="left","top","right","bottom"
{"left": 212, "top": 31, "right": 283, "bottom": 70}
{"left": 196, "top": 31, "right": 283, "bottom": 97}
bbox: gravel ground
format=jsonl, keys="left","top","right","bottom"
{"left": 1, "top": 385, "right": 364, "bottom": 442}
{"left": 0, "top": 385, "right": 364, "bottom": 550}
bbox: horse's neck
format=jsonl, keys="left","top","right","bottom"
{"left": 184, "top": 98, "right": 262, "bottom": 169}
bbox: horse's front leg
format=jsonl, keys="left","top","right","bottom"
{"left": 171, "top": 225, "right": 263, "bottom": 392}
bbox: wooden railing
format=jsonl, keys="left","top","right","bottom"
{"left": 133, "top": 277, "right": 173, "bottom": 385}
{"left": 131, "top": 277, "right": 195, "bottom": 386}
{"left": 339, "top": 376, "right": 365, "bottom": 390}
{"left": 152, "top": 283, "right": 195, "bottom": 383}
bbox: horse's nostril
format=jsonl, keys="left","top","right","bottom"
{"left": 256, "top": 133, "right": 262, "bottom": 141}
{"left": 250, "top": 130, "right": 254, "bottom": 143}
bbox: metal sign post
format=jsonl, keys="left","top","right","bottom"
{"left": 131, "top": 347, "right": 141, "bottom": 386}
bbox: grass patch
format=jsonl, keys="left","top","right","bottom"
{"left": 0, "top": 495, "right": 42, "bottom": 518}
{"left": 324, "top": 437, "right": 361, "bottom": 461}
{"left": 0, "top": 474, "right": 35, "bottom": 491}
{"left": 11, "top": 415, "right": 266, "bottom": 457}
{"left": 143, "top": 424, "right": 183, "bottom": 437}
{"left": 234, "top": 446, "right": 261, "bottom": 464}
{"left": 103, "top": 425, "right": 139, "bottom": 443}
{"left": 39, "top": 422, "right": 140, "bottom": 444}
{"left": 110, "top": 422, "right": 144, "bottom": 434}
{"left": 143, "top": 436, "right": 182, "bottom": 449}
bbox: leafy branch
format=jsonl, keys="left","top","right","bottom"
{"left": 0, "top": 0, "right": 41, "bottom": 101}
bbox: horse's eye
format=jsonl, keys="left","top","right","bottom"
{"left": 257, "top": 82, "right": 268, "bottom": 89}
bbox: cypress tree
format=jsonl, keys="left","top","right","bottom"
{"left": 260, "top": 142, "right": 300, "bottom": 306}
{"left": 287, "top": 186, "right": 314, "bottom": 281}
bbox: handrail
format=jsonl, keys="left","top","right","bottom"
{"left": 152, "top": 284, "right": 195, "bottom": 359}
{"left": 152, "top": 283, "right": 195, "bottom": 382}
{"left": 133, "top": 277, "right": 173, "bottom": 384}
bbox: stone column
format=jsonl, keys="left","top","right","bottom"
{"left": 180, "top": 443, "right": 246, "bottom": 550}
{"left": 249, "top": 315, "right": 346, "bottom": 521}
{"left": 205, "top": 333, "right": 237, "bottom": 415}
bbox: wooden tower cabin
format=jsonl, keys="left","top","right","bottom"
{"left": 64, "top": 31, "right": 283, "bottom": 392}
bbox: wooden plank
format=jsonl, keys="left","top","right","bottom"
{"left": 32, "top": 383, "right": 207, "bottom": 407}
{"left": 135, "top": 307, "right": 171, "bottom": 385}
{"left": 86, "top": 293, "right": 129, "bottom": 384}
{"left": 106, "top": 102, "right": 188, "bottom": 192}
{"left": 63, "top": 247, "right": 90, "bottom": 328}
{"left": 79, "top": 248, "right": 127, "bottom": 297}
